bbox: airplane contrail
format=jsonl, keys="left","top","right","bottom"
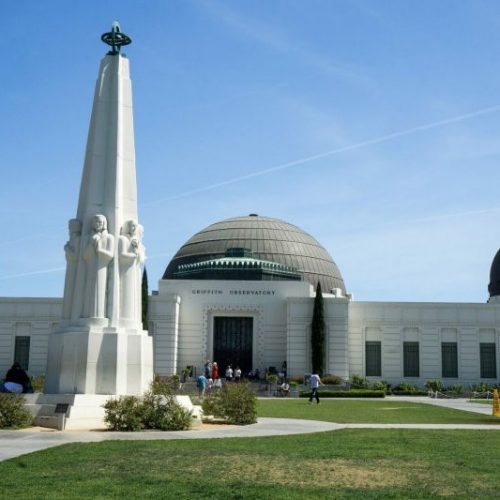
{"left": 142, "top": 103, "right": 500, "bottom": 206}
{"left": 0, "top": 267, "right": 65, "bottom": 281}
{"left": 3, "top": 104, "right": 500, "bottom": 283}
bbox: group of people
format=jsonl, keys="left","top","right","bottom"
{"left": 1, "top": 362, "right": 32, "bottom": 394}
{"left": 194, "top": 358, "right": 324, "bottom": 403}
{"left": 196, "top": 360, "right": 248, "bottom": 397}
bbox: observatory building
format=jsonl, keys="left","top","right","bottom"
{"left": 147, "top": 214, "right": 500, "bottom": 386}
{"left": 1, "top": 25, "right": 500, "bottom": 392}
{"left": 2, "top": 214, "right": 500, "bottom": 389}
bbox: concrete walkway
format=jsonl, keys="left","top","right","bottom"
{"left": 0, "top": 418, "right": 341, "bottom": 462}
{"left": 1, "top": 397, "right": 498, "bottom": 463}
{"left": 385, "top": 395, "right": 494, "bottom": 415}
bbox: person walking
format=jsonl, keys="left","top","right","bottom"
{"left": 211, "top": 361, "right": 219, "bottom": 381}
{"left": 308, "top": 372, "right": 322, "bottom": 404}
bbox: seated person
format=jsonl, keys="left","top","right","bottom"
{"left": 2, "top": 362, "right": 30, "bottom": 394}
{"left": 278, "top": 382, "right": 290, "bottom": 397}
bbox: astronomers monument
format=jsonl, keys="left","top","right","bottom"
{"left": 2, "top": 24, "right": 500, "bottom": 417}
{"left": 44, "top": 23, "right": 153, "bottom": 396}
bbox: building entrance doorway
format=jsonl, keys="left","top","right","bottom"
{"left": 213, "top": 316, "right": 253, "bottom": 376}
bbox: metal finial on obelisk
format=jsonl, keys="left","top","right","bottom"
{"left": 101, "top": 21, "right": 132, "bottom": 55}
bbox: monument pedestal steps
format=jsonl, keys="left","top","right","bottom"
{"left": 24, "top": 394, "right": 201, "bottom": 431}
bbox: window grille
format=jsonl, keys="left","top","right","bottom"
{"left": 403, "top": 341, "right": 419, "bottom": 377}
{"left": 365, "top": 341, "right": 381, "bottom": 377}
{"left": 480, "top": 343, "right": 497, "bottom": 379}
{"left": 441, "top": 342, "right": 458, "bottom": 378}
{"left": 14, "top": 336, "right": 30, "bottom": 371}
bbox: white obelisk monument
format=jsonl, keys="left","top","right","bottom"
{"left": 45, "top": 23, "right": 153, "bottom": 395}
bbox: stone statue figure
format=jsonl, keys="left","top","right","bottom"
{"left": 82, "top": 214, "right": 114, "bottom": 318}
{"left": 61, "top": 218, "right": 82, "bottom": 319}
{"left": 118, "top": 220, "right": 145, "bottom": 321}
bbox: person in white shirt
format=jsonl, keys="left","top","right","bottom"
{"left": 308, "top": 373, "right": 322, "bottom": 404}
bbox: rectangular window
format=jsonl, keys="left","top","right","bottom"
{"left": 403, "top": 341, "right": 419, "bottom": 377}
{"left": 441, "top": 342, "right": 458, "bottom": 378}
{"left": 365, "top": 341, "right": 381, "bottom": 377}
{"left": 14, "top": 336, "right": 30, "bottom": 371}
{"left": 480, "top": 343, "right": 497, "bottom": 379}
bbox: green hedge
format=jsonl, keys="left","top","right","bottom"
{"left": 299, "top": 389, "right": 385, "bottom": 398}
{"left": 391, "top": 390, "right": 428, "bottom": 396}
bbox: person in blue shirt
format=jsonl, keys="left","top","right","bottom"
{"left": 197, "top": 374, "right": 207, "bottom": 397}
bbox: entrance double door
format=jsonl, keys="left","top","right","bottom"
{"left": 213, "top": 316, "right": 253, "bottom": 376}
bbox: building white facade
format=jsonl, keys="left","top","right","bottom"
{"left": 148, "top": 277, "right": 500, "bottom": 387}
{"left": 2, "top": 278, "right": 499, "bottom": 389}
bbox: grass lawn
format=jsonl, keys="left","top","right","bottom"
{"left": 1, "top": 430, "right": 500, "bottom": 498}
{"left": 257, "top": 399, "right": 500, "bottom": 424}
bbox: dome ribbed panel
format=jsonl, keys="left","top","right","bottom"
{"left": 163, "top": 215, "right": 346, "bottom": 293}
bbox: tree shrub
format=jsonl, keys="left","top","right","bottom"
{"left": 471, "top": 383, "right": 490, "bottom": 393}
{"left": 103, "top": 381, "right": 193, "bottom": 432}
{"left": 202, "top": 383, "right": 257, "bottom": 425}
{"left": 311, "top": 282, "right": 325, "bottom": 375}
{"left": 142, "top": 267, "right": 149, "bottom": 331}
{"left": 0, "top": 394, "right": 33, "bottom": 428}
{"left": 103, "top": 396, "right": 144, "bottom": 431}
{"left": 425, "top": 379, "right": 444, "bottom": 392}
{"left": 447, "top": 384, "right": 463, "bottom": 396}
{"left": 151, "top": 374, "right": 179, "bottom": 396}
{"left": 321, "top": 375, "right": 344, "bottom": 385}
{"left": 142, "top": 392, "right": 192, "bottom": 431}
{"left": 395, "top": 382, "right": 419, "bottom": 393}
{"left": 371, "top": 380, "right": 391, "bottom": 393}
{"left": 350, "top": 374, "right": 369, "bottom": 389}
{"left": 392, "top": 383, "right": 427, "bottom": 396}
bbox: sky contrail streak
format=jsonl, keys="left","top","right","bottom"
{"left": 3, "top": 105, "right": 500, "bottom": 285}
{"left": 0, "top": 267, "right": 65, "bottom": 281}
{"left": 142, "top": 103, "right": 500, "bottom": 206}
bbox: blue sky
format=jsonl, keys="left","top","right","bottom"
{"left": 1, "top": 0, "right": 500, "bottom": 302}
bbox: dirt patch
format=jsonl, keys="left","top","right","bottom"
{"left": 186, "top": 455, "right": 428, "bottom": 489}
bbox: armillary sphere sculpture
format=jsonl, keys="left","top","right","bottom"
{"left": 101, "top": 21, "right": 132, "bottom": 54}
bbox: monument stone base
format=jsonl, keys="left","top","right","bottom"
{"left": 23, "top": 394, "right": 201, "bottom": 431}
{"left": 44, "top": 328, "right": 153, "bottom": 395}
{"left": 24, "top": 393, "right": 110, "bottom": 430}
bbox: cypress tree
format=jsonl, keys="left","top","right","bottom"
{"left": 142, "top": 267, "right": 149, "bottom": 331}
{"left": 311, "top": 282, "right": 325, "bottom": 375}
